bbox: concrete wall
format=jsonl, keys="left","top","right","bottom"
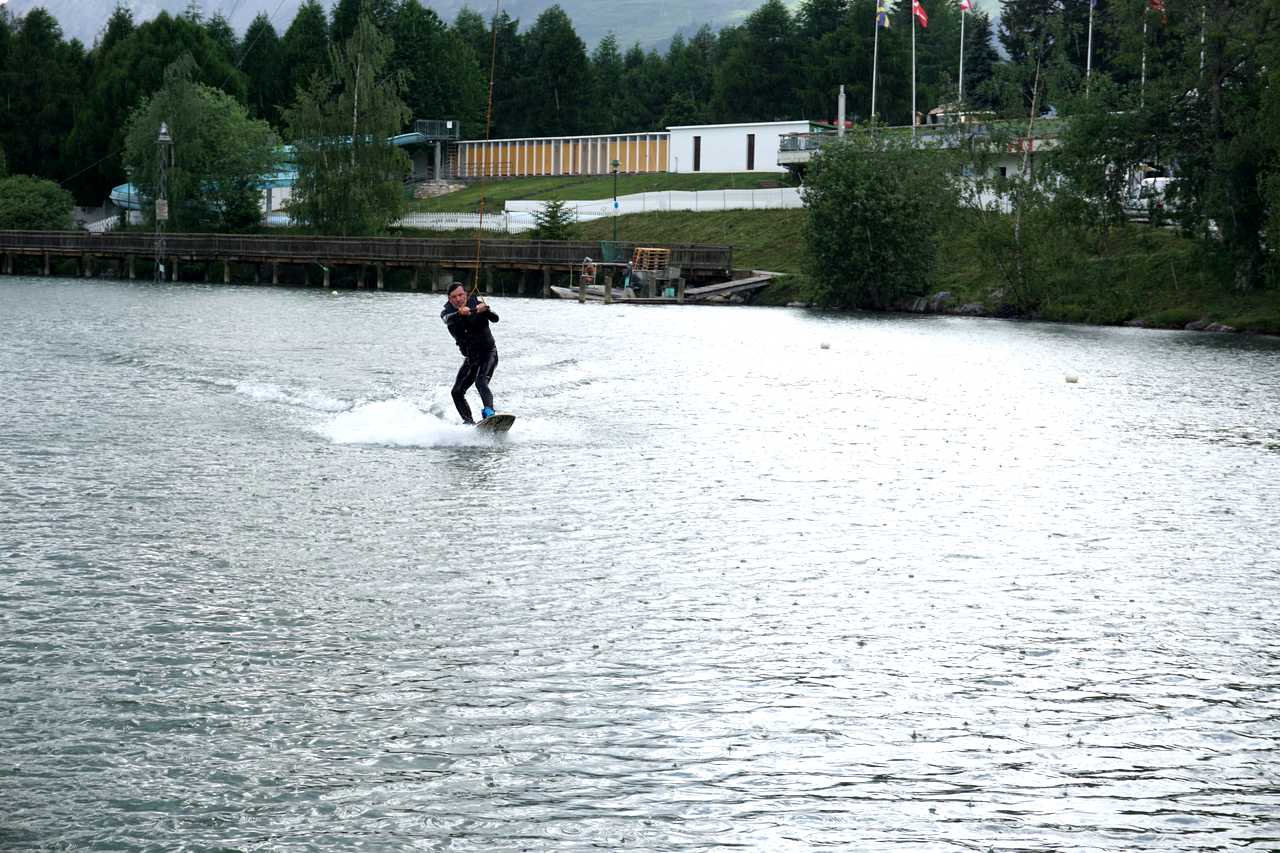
{"left": 667, "top": 121, "right": 814, "bottom": 174}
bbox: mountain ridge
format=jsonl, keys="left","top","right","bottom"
{"left": 3, "top": 0, "right": 765, "bottom": 50}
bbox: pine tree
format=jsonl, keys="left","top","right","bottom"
{"left": 712, "top": 0, "right": 798, "bottom": 122}
{"left": 203, "top": 12, "right": 238, "bottom": 67}
{"left": 620, "top": 45, "right": 667, "bottom": 132}
{"left": 3, "top": 9, "right": 85, "bottom": 183}
{"left": 330, "top": 0, "right": 396, "bottom": 46}
{"left": 241, "top": 13, "right": 284, "bottom": 127}
{"left": 588, "top": 33, "right": 625, "bottom": 133}
{"left": 453, "top": 10, "right": 523, "bottom": 138}
{"left": 282, "top": 1, "right": 330, "bottom": 108}
{"left": 663, "top": 27, "right": 715, "bottom": 124}
{"left": 520, "top": 6, "right": 589, "bottom": 136}
{"left": 389, "top": 0, "right": 484, "bottom": 128}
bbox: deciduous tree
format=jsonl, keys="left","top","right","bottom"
{"left": 65, "top": 11, "right": 245, "bottom": 203}
{"left": 284, "top": 13, "right": 411, "bottom": 235}
{"left": 123, "top": 56, "right": 278, "bottom": 232}
{"left": 802, "top": 131, "right": 959, "bottom": 308}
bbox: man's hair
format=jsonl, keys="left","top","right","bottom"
{"left": 448, "top": 282, "right": 467, "bottom": 295}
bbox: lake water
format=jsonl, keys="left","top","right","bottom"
{"left": 2, "top": 277, "right": 1278, "bottom": 851}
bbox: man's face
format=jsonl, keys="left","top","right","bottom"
{"left": 448, "top": 288, "right": 468, "bottom": 309}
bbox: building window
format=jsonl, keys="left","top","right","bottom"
{"left": 746, "top": 134, "right": 755, "bottom": 171}
{"left": 693, "top": 136, "right": 702, "bottom": 172}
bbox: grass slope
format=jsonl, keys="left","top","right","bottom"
{"left": 579, "top": 210, "right": 1279, "bottom": 331}
{"left": 409, "top": 172, "right": 790, "bottom": 213}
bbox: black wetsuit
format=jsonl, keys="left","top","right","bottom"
{"left": 441, "top": 295, "right": 499, "bottom": 423}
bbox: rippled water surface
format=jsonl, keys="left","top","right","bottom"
{"left": 2, "top": 277, "right": 1279, "bottom": 851}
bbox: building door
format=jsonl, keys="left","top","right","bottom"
{"left": 693, "top": 136, "right": 701, "bottom": 172}
{"left": 746, "top": 134, "right": 755, "bottom": 170}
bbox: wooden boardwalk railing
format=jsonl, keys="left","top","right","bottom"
{"left": 0, "top": 231, "right": 733, "bottom": 283}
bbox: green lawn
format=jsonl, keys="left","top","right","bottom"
{"left": 408, "top": 172, "right": 793, "bottom": 213}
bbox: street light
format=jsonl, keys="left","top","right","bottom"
{"left": 610, "top": 159, "right": 620, "bottom": 242}
{"left": 155, "top": 121, "right": 173, "bottom": 282}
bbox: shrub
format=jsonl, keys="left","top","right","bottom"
{"left": 801, "top": 131, "right": 960, "bottom": 309}
{"left": 0, "top": 175, "right": 75, "bottom": 230}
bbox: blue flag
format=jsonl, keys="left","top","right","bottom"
{"left": 877, "top": 0, "right": 892, "bottom": 28}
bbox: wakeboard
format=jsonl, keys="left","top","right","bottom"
{"left": 475, "top": 412, "right": 516, "bottom": 433}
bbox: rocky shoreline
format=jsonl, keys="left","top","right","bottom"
{"left": 887, "top": 291, "right": 1243, "bottom": 334}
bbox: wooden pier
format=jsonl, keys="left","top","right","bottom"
{"left": 0, "top": 231, "right": 734, "bottom": 295}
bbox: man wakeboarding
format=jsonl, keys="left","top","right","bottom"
{"left": 440, "top": 282, "right": 500, "bottom": 425}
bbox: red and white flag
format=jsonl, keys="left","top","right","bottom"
{"left": 913, "top": 0, "right": 929, "bottom": 27}
{"left": 960, "top": 0, "right": 972, "bottom": 10}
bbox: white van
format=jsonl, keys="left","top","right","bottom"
{"left": 1123, "top": 176, "right": 1178, "bottom": 221}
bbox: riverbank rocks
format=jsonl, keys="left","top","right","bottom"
{"left": 1184, "top": 319, "right": 1236, "bottom": 332}
{"left": 1182, "top": 318, "right": 1233, "bottom": 333}
{"left": 901, "top": 291, "right": 955, "bottom": 313}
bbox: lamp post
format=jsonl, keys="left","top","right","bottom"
{"left": 155, "top": 121, "right": 173, "bottom": 282}
{"left": 124, "top": 166, "right": 134, "bottom": 229}
{"left": 611, "top": 159, "right": 620, "bottom": 242}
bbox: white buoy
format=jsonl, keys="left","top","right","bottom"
{"left": 331, "top": 290, "right": 339, "bottom": 295}
{"left": 820, "top": 342, "right": 831, "bottom": 350}
{"left": 1065, "top": 374, "right": 1079, "bottom": 384}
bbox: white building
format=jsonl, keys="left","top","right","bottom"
{"left": 666, "top": 121, "right": 827, "bottom": 174}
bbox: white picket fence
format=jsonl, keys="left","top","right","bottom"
{"left": 76, "top": 187, "right": 802, "bottom": 234}
{"left": 395, "top": 211, "right": 528, "bottom": 232}
{"left": 505, "top": 187, "right": 803, "bottom": 219}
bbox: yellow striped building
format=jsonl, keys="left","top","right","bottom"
{"left": 454, "top": 132, "right": 670, "bottom": 178}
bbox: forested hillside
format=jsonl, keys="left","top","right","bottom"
{"left": 1, "top": 0, "right": 1003, "bottom": 203}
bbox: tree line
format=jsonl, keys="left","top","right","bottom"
{"left": 5, "top": 0, "right": 1004, "bottom": 204}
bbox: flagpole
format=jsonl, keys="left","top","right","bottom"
{"left": 1200, "top": 2, "right": 1206, "bottom": 75}
{"left": 871, "top": 14, "right": 880, "bottom": 123}
{"left": 912, "top": 9, "right": 917, "bottom": 139}
{"left": 958, "top": 3, "right": 966, "bottom": 105}
{"left": 1141, "top": 7, "right": 1148, "bottom": 108}
{"left": 1085, "top": 0, "right": 1094, "bottom": 96}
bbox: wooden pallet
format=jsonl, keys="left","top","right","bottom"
{"left": 630, "top": 247, "right": 672, "bottom": 272}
